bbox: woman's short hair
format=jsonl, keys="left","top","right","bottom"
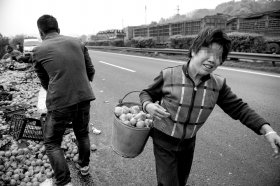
{"left": 188, "top": 27, "right": 231, "bottom": 62}
{"left": 37, "top": 15, "right": 59, "bottom": 34}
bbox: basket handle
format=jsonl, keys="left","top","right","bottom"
{"left": 119, "top": 91, "right": 141, "bottom": 104}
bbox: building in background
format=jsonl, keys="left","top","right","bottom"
{"left": 95, "top": 29, "right": 125, "bottom": 40}
{"left": 91, "top": 10, "right": 280, "bottom": 53}
{"left": 226, "top": 10, "right": 280, "bottom": 37}
{"left": 124, "top": 14, "right": 228, "bottom": 44}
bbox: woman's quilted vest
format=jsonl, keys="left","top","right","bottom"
{"left": 153, "top": 65, "right": 225, "bottom": 139}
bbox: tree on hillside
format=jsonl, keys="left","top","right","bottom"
{"left": 191, "top": 9, "right": 216, "bottom": 19}
{"left": 263, "top": 0, "right": 280, "bottom": 11}
{"left": 158, "top": 18, "right": 165, "bottom": 24}
{"left": 216, "top": 0, "right": 279, "bottom": 15}
{"left": 0, "top": 34, "right": 10, "bottom": 58}
{"left": 79, "top": 35, "right": 88, "bottom": 44}
{"left": 150, "top": 21, "right": 158, "bottom": 25}
{"left": 159, "top": 0, "right": 279, "bottom": 23}
{"left": 158, "top": 14, "right": 189, "bottom": 24}
{"left": 10, "top": 35, "right": 24, "bottom": 50}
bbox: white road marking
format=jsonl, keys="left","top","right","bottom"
{"left": 93, "top": 51, "right": 280, "bottom": 78}
{"left": 99, "top": 61, "right": 136, "bottom": 72}
{"left": 218, "top": 67, "right": 280, "bottom": 78}
{"left": 94, "top": 50, "right": 184, "bottom": 64}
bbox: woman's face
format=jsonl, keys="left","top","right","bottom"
{"left": 190, "top": 43, "right": 223, "bottom": 76}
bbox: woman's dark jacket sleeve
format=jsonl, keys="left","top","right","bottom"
{"left": 217, "top": 79, "right": 269, "bottom": 135}
{"left": 139, "top": 71, "right": 164, "bottom": 104}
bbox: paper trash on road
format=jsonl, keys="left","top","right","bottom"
{"left": 92, "top": 126, "right": 101, "bottom": 134}
{"left": 90, "top": 123, "right": 101, "bottom": 134}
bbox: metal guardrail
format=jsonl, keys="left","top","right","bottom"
{"left": 87, "top": 46, "right": 280, "bottom": 62}
{"left": 227, "top": 52, "right": 280, "bottom": 62}
{"left": 87, "top": 46, "right": 188, "bottom": 55}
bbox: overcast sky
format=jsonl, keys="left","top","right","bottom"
{"left": 0, "top": 0, "right": 234, "bottom": 37}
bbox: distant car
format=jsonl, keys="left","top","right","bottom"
{"left": 23, "top": 38, "right": 41, "bottom": 57}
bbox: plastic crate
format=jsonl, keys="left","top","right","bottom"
{"left": 0, "top": 91, "right": 12, "bottom": 101}
{"left": 2, "top": 105, "right": 27, "bottom": 121}
{"left": 9, "top": 114, "right": 43, "bottom": 141}
{"left": 0, "top": 136, "right": 13, "bottom": 151}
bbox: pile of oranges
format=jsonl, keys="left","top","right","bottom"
{"left": 114, "top": 105, "right": 153, "bottom": 128}
{"left": 0, "top": 132, "right": 79, "bottom": 186}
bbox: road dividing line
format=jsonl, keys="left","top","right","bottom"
{"left": 94, "top": 50, "right": 184, "bottom": 64}
{"left": 94, "top": 51, "right": 280, "bottom": 78}
{"left": 99, "top": 61, "right": 136, "bottom": 72}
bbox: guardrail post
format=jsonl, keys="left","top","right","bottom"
{"left": 272, "top": 52, "right": 276, "bottom": 67}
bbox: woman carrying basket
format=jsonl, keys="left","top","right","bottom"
{"left": 139, "top": 27, "right": 280, "bottom": 186}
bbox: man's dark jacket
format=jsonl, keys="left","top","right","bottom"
{"left": 33, "top": 32, "right": 95, "bottom": 111}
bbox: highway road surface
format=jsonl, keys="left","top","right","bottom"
{"left": 70, "top": 50, "right": 280, "bottom": 186}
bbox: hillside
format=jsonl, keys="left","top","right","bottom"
{"left": 158, "top": 0, "right": 280, "bottom": 24}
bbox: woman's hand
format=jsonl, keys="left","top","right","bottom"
{"left": 146, "top": 102, "right": 170, "bottom": 120}
{"left": 261, "top": 124, "right": 280, "bottom": 158}
{"left": 264, "top": 132, "right": 280, "bottom": 159}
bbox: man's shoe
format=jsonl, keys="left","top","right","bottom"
{"left": 40, "top": 178, "right": 73, "bottom": 186}
{"left": 64, "top": 182, "right": 73, "bottom": 186}
{"left": 40, "top": 178, "right": 53, "bottom": 186}
{"left": 75, "top": 163, "right": 89, "bottom": 176}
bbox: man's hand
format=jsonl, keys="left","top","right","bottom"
{"left": 146, "top": 102, "right": 170, "bottom": 120}
{"left": 264, "top": 132, "right": 280, "bottom": 159}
